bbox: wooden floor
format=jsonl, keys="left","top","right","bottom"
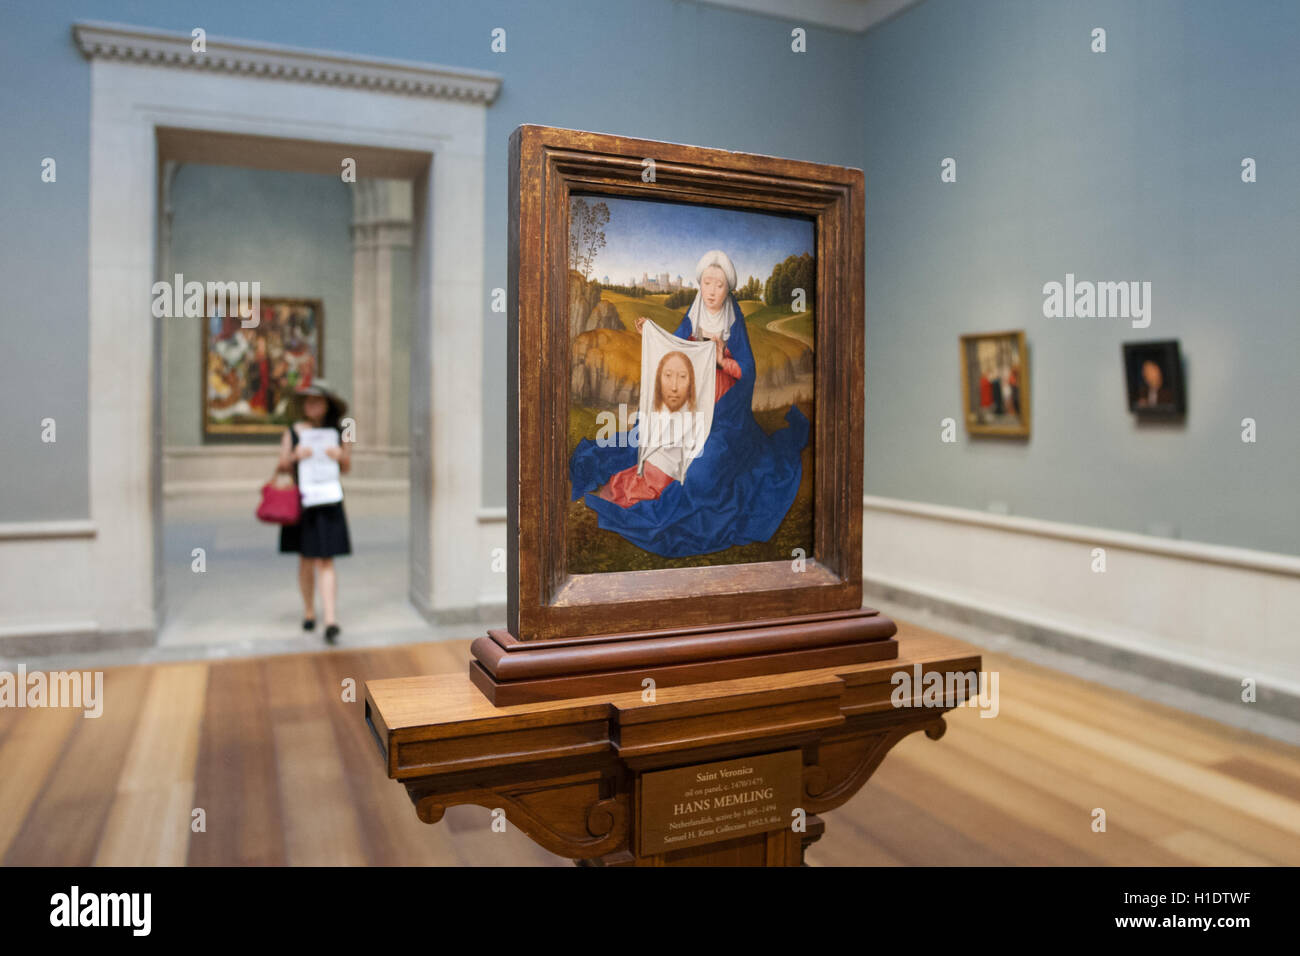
{"left": 2, "top": 621, "right": 1298, "bottom": 866}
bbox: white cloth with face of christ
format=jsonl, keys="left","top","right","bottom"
{"left": 635, "top": 320, "right": 717, "bottom": 484}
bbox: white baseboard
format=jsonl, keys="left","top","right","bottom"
{"left": 163, "top": 445, "right": 411, "bottom": 492}
{"left": 0, "top": 520, "right": 97, "bottom": 541}
{"left": 164, "top": 479, "right": 409, "bottom": 497}
{"left": 863, "top": 495, "right": 1300, "bottom": 715}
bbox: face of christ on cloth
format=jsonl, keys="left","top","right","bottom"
{"left": 654, "top": 350, "right": 696, "bottom": 413}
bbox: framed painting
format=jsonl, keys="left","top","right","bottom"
{"left": 470, "top": 126, "right": 895, "bottom": 704}
{"left": 203, "top": 296, "right": 323, "bottom": 438}
{"left": 1123, "top": 339, "right": 1186, "bottom": 419}
{"left": 565, "top": 195, "right": 816, "bottom": 575}
{"left": 959, "top": 330, "right": 1030, "bottom": 438}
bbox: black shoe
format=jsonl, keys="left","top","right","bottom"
{"left": 324, "top": 624, "right": 340, "bottom": 644}
{"left": 302, "top": 618, "right": 316, "bottom": 632}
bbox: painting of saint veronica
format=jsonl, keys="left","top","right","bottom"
{"left": 566, "top": 198, "right": 816, "bottom": 572}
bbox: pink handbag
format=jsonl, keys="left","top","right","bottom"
{"left": 257, "top": 472, "right": 301, "bottom": 525}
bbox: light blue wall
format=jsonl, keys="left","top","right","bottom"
{"left": 860, "top": 0, "right": 1300, "bottom": 555}
{"left": 0, "top": 0, "right": 862, "bottom": 521}
{"left": 1, "top": 3, "right": 93, "bottom": 520}
{"left": 164, "top": 164, "right": 354, "bottom": 446}
{"left": 469, "top": 2, "right": 866, "bottom": 503}
{"left": 3, "top": 0, "right": 1296, "bottom": 555}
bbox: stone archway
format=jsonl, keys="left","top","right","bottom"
{"left": 76, "top": 21, "right": 500, "bottom": 639}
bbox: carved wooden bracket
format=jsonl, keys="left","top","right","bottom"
{"left": 802, "top": 714, "right": 946, "bottom": 814}
{"left": 405, "top": 779, "right": 629, "bottom": 859}
{"left": 366, "top": 640, "right": 982, "bottom": 865}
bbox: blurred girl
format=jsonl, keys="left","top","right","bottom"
{"left": 276, "top": 380, "right": 351, "bottom": 643}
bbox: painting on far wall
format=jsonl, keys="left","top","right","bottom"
{"left": 1123, "top": 339, "right": 1186, "bottom": 420}
{"left": 203, "top": 297, "right": 323, "bottom": 438}
{"left": 960, "top": 330, "right": 1030, "bottom": 438}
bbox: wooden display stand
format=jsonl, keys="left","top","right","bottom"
{"left": 364, "top": 629, "right": 979, "bottom": 866}
{"left": 362, "top": 128, "right": 973, "bottom": 866}
{"left": 470, "top": 607, "right": 900, "bottom": 706}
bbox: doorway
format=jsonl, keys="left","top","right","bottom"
{"left": 81, "top": 28, "right": 498, "bottom": 644}
{"left": 156, "top": 143, "right": 425, "bottom": 650}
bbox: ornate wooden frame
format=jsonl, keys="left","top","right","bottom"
{"left": 473, "top": 125, "right": 891, "bottom": 704}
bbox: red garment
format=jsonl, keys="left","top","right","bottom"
{"left": 979, "top": 375, "right": 993, "bottom": 408}
{"left": 252, "top": 356, "right": 270, "bottom": 411}
{"left": 683, "top": 331, "right": 742, "bottom": 400}
{"left": 597, "top": 460, "right": 675, "bottom": 508}
{"left": 714, "top": 349, "right": 740, "bottom": 401}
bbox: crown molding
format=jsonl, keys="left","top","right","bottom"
{"left": 697, "top": 0, "right": 921, "bottom": 34}
{"left": 72, "top": 20, "right": 502, "bottom": 104}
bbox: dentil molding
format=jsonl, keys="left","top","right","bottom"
{"left": 72, "top": 20, "right": 502, "bottom": 104}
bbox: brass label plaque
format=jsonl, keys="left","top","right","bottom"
{"left": 638, "top": 749, "right": 802, "bottom": 856}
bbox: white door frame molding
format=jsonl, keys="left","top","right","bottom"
{"left": 77, "top": 21, "right": 500, "bottom": 637}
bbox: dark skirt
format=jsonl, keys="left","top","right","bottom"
{"left": 279, "top": 501, "right": 352, "bottom": 558}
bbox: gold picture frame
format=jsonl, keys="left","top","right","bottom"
{"left": 959, "top": 330, "right": 1030, "bottom": 438}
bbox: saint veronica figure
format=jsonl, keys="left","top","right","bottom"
{"left": 570, "top": 249, "right": 809, "bottom": 557}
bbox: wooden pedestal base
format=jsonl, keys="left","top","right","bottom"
{"left": 365, "top": 630, "right": 979, "bottom": 867}
{"left": 575, "top": 813, "right": 828, "bottom": 867}
{"left": 469, "top": 607, "right": 899, "bottom": 706}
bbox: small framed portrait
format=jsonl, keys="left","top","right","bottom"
{"left": 1123, "top": 340, "right": 1186, "bottom": 419}
{"left": 960, "top": 330, "right": 1030, "bottom": 438}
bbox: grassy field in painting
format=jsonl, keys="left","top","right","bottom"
{"left": 746, "top": 302, "right": 814, "bottom": 344}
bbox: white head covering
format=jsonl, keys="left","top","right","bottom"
{"left": 695, "top": 249, "right": 737, "bottom": 290}
{"left": 687, "top": 249, "right": 738, "bottom": 342}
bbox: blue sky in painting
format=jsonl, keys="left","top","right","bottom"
{"left": 574, "top": 195, "right": 814, "bottom": 289}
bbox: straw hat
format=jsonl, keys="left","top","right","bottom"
{"left": 294, "top": 379, "right": 348, "bottom": 420}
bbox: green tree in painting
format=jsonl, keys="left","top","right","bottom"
{"left": 736, "top": 275, "right": 763, "bottom": 301}
{"left": 570, "top": 198, "right": 610, "bottom": 281}
{"left": 763, "top": 252, "right": 815, "bottom": 308}
{"left": 664, "top": 287, "right": 693, "bottom": 309}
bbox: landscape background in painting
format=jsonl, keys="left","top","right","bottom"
{"left": 567, "top": 194, "right": 815, "bottom": 573}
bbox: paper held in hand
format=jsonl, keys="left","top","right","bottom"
{"left": 298, "top": 427, "right": 344, "bottom": 507}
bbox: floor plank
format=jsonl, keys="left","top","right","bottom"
{"left": 1, "top": 625, "right": 1296, "bottom": 866}
{"left": 0, "top": 705, "right": 84, "bottom": 861}
{"left": 188, "top": 659, "right": 286, "bottom": 865}
{"left": 5, "top": 667, "right": 153, "bottom": 866}
{"left": 94, "top": 663, "right": 209, "bottom": 865}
